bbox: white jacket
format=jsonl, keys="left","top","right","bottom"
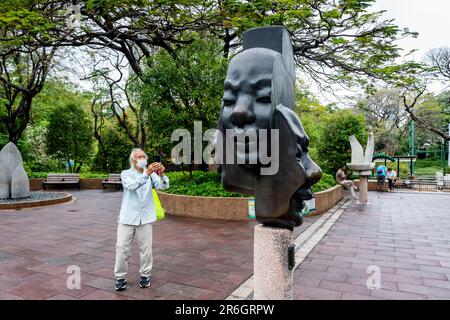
{"left": 118, "top": 167, "right": 169, "bottom": 225}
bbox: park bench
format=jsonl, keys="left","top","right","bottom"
{"left": 43, "top": 174, "right": 80, "bottom": 190}
{"left": 102, "top": 173, "right": 122, "bottom": 189}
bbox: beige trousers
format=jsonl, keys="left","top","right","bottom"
{"left": 341, "top": 180, "right": 357, "bottom": 198}
{"left": 114, "top": 223, "right": 153, "bottom": 279}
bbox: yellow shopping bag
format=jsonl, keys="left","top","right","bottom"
{"left": 152, "top": 188, "right": 165, "bottom": 221}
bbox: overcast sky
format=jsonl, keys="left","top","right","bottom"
{"left": 372, "top": 0, "right": 450, "bottom": 59}
{"left": 71, "top": 1, "right": 450, "bottom": 103}
{"left": 313, "top": 0, "right": 450, "bottom": 105}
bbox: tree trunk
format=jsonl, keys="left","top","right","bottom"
{"left": 189, "top": 163, "right": 194, "bottom": 179}
{"left": 5, "top": 88, "right": 35, "bottom": 145}
{"left": 403, "top": 91, "right": 450, "bottom": 141}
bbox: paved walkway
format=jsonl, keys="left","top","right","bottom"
{"left": 0, "top": 190, "right": 317, "bottom": 300}
{"left": 0, "top": 190, "right": 449, "bottom": 300}
{"left": 294, "top": 191, "right": 450, "bottom": 299}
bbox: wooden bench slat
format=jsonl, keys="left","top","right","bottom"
{"left": 43, "top": 174, "right": 80, "bottom": 190}
{"left": 102, "top": 173, "right": 122, "bottom": 189}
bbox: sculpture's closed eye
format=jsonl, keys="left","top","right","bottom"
{"left": 256, "top": 96, "right": 271, "bottom": 103}
{"left": 223, "top": 98, "right": 235, "bottom": 107}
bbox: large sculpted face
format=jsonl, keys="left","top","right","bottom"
{"left": 221, "top": 50, "right": 274, "bottom": 131}
{"left": 220, "top": 49, "right": 275, "bottom": 166}
{"left": 219, "top": 48, "right": 320, "bottom": 185}
{"left": 218, "top": 26, "right": 322, "bottom": 229}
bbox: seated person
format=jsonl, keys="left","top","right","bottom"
{"left": 336, "top": 165, "right": 358, "bottom": 199}
{"left": 386, "top": 168, "right": 397, "bottom": 191}
{"left": 376, "top": 165, "right": 387, "bottom": 191}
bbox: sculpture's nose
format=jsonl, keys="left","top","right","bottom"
{"left": 230, "top": 97, "right": 256, "bottom": 128}
{"left": 303, "top": 154, "right": 323, "bottom": 188}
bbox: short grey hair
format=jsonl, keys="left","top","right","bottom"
{"left": 129, "top": 148, "right": 147, "bottom": 168}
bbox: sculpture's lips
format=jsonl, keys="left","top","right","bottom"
{"left": 296, "top": 187, "right": 313, "bottom": 201}
{"left": 234, "top": 138, "right": 258, "bottom": 164}
{"left": 230, "top": 129, "right": 258, "bottom": 154}
{"left": 231, "top": 128, "right": 258, "bottom": 136}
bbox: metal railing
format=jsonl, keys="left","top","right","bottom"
{"left": 395, "top": 177, "right": 450, "bottom": 192}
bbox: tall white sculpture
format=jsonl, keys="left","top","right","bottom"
{"left": 347, "top": 133, "right": 375, "bottom": 204}
{"left": 0, "top": 142, "right": 30, "bottom": 199}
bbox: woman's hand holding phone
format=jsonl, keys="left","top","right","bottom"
{"left": 146, "top": 163, "right": 160, "bottom": 175}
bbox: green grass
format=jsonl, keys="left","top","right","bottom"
{"left": 414, "top": 159, "right": 444, "bottom": 177}
{"left": 373, "top": 159, "right": 448, "bottom": 178}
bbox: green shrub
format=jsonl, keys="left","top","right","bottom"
{"left": 46, "top": 103, "right": 93, "bottom": 173}
{"left": 27, "top": 172, "right": 48, "bottom": 179}
{"left": 318, "top": 109, "right": 367, "bottom": 175}
{"left": 27, "top": 170, "right": 338, "bottom": 196}
{"left": 92, "top": 123, "right": 134, "bottom": 173}
{"left": 165, "top": 171, "right": 337, "bottom": 197}
{"left": 165, "top": 171, "right": 245, "bottom": 197}
{"left": 79, "top": 172, "right": 108, "bottom": 179}
{"left": 28, "top": 172, "right": 108, "bottom": 179}
{"left": 311, "top": 173, "right": 337, "bottom": 193}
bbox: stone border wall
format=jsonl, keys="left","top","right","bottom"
{"left": 157, "top": 185, "right": 343, "bottom": 221}
{"left": 310, "top": 185, "right": 343, "bottom": 216}
{"left": 29, "top": 179, "right": 343, "bottom": 220}
{"left": 0, "top": 193, "right": 72, "bottom": 210}
{"left": 353, "top": 179, "right": 388, "bottom": 192}
{"left": 157, "top": 192, "right": 251, "bottom": 220}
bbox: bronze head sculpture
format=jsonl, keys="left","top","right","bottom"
{"left": 217, "top": 26, "right": 322, "bottom": 229}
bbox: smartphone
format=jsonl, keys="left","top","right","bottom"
{"left": 154, "top": 155, "right": 162, "bottom": 176}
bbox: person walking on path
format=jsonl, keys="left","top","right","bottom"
{"left": 387, "top": 168, "right": 397, "bottom": 191}
{"left": 336, "top": 165, "right": 359, "bottom": 200}
{"left": 376, "top": 164, "right": 387, "bottom": 191}
{"left": 114, "top": 148, "right": 169, "bottom": 291}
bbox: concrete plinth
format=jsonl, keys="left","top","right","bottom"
{"left": 359, "top": 175, "right": 369, "bottom": 204}
{"left": 254, "top": 224, "right": 294, "bottom": 300}
{"left": 0, "top": 142, "right": 30, "bottom": 199}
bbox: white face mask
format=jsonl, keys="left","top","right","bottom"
{"left": 136, "top": 159, "right": 147, "bottom": 169}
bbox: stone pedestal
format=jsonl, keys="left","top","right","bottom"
{"left": 347, "top": 133, "right": 375, "bottom": 205}
{"left": 254, "top": 224, "right": 294, "bottom": 300}
{"left": 0, "top": 158, "right": 9, "bottom": 198}
{"left": 0, "top": 142, "right": 30, "bottom": 199}
{"left": 359, "top": 175, "right": 368, "bottom": 204}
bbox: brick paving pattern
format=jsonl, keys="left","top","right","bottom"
{"left": 0, "top": 190, "right": 317, "bottom": 300}
{"left": 1, "top": 190, "right": 449, "bottom": 299}
{"left": 294, "top": 192, "right": 450, "bottom": 300}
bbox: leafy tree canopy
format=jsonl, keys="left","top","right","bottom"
{"left": 318, "top": 108, "right": 368, "bottom": 174}
{"left": 46, "top": 102, "right": 93, "bottom": 172}
{"left": 134, "top": 37, "right": 227, "bottom": 158}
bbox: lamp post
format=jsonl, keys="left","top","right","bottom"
{"left": 442, "top": 138, "right": 446, "bottom": 176}
{"left": 409, "top": 120, "right": 415, "bottom": 177}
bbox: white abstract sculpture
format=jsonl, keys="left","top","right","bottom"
{"left": 0, "top": 142, "right": 30, "bottom": 199}
{"left": 347, "top": 133, "right": 375, "bottom": 204}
